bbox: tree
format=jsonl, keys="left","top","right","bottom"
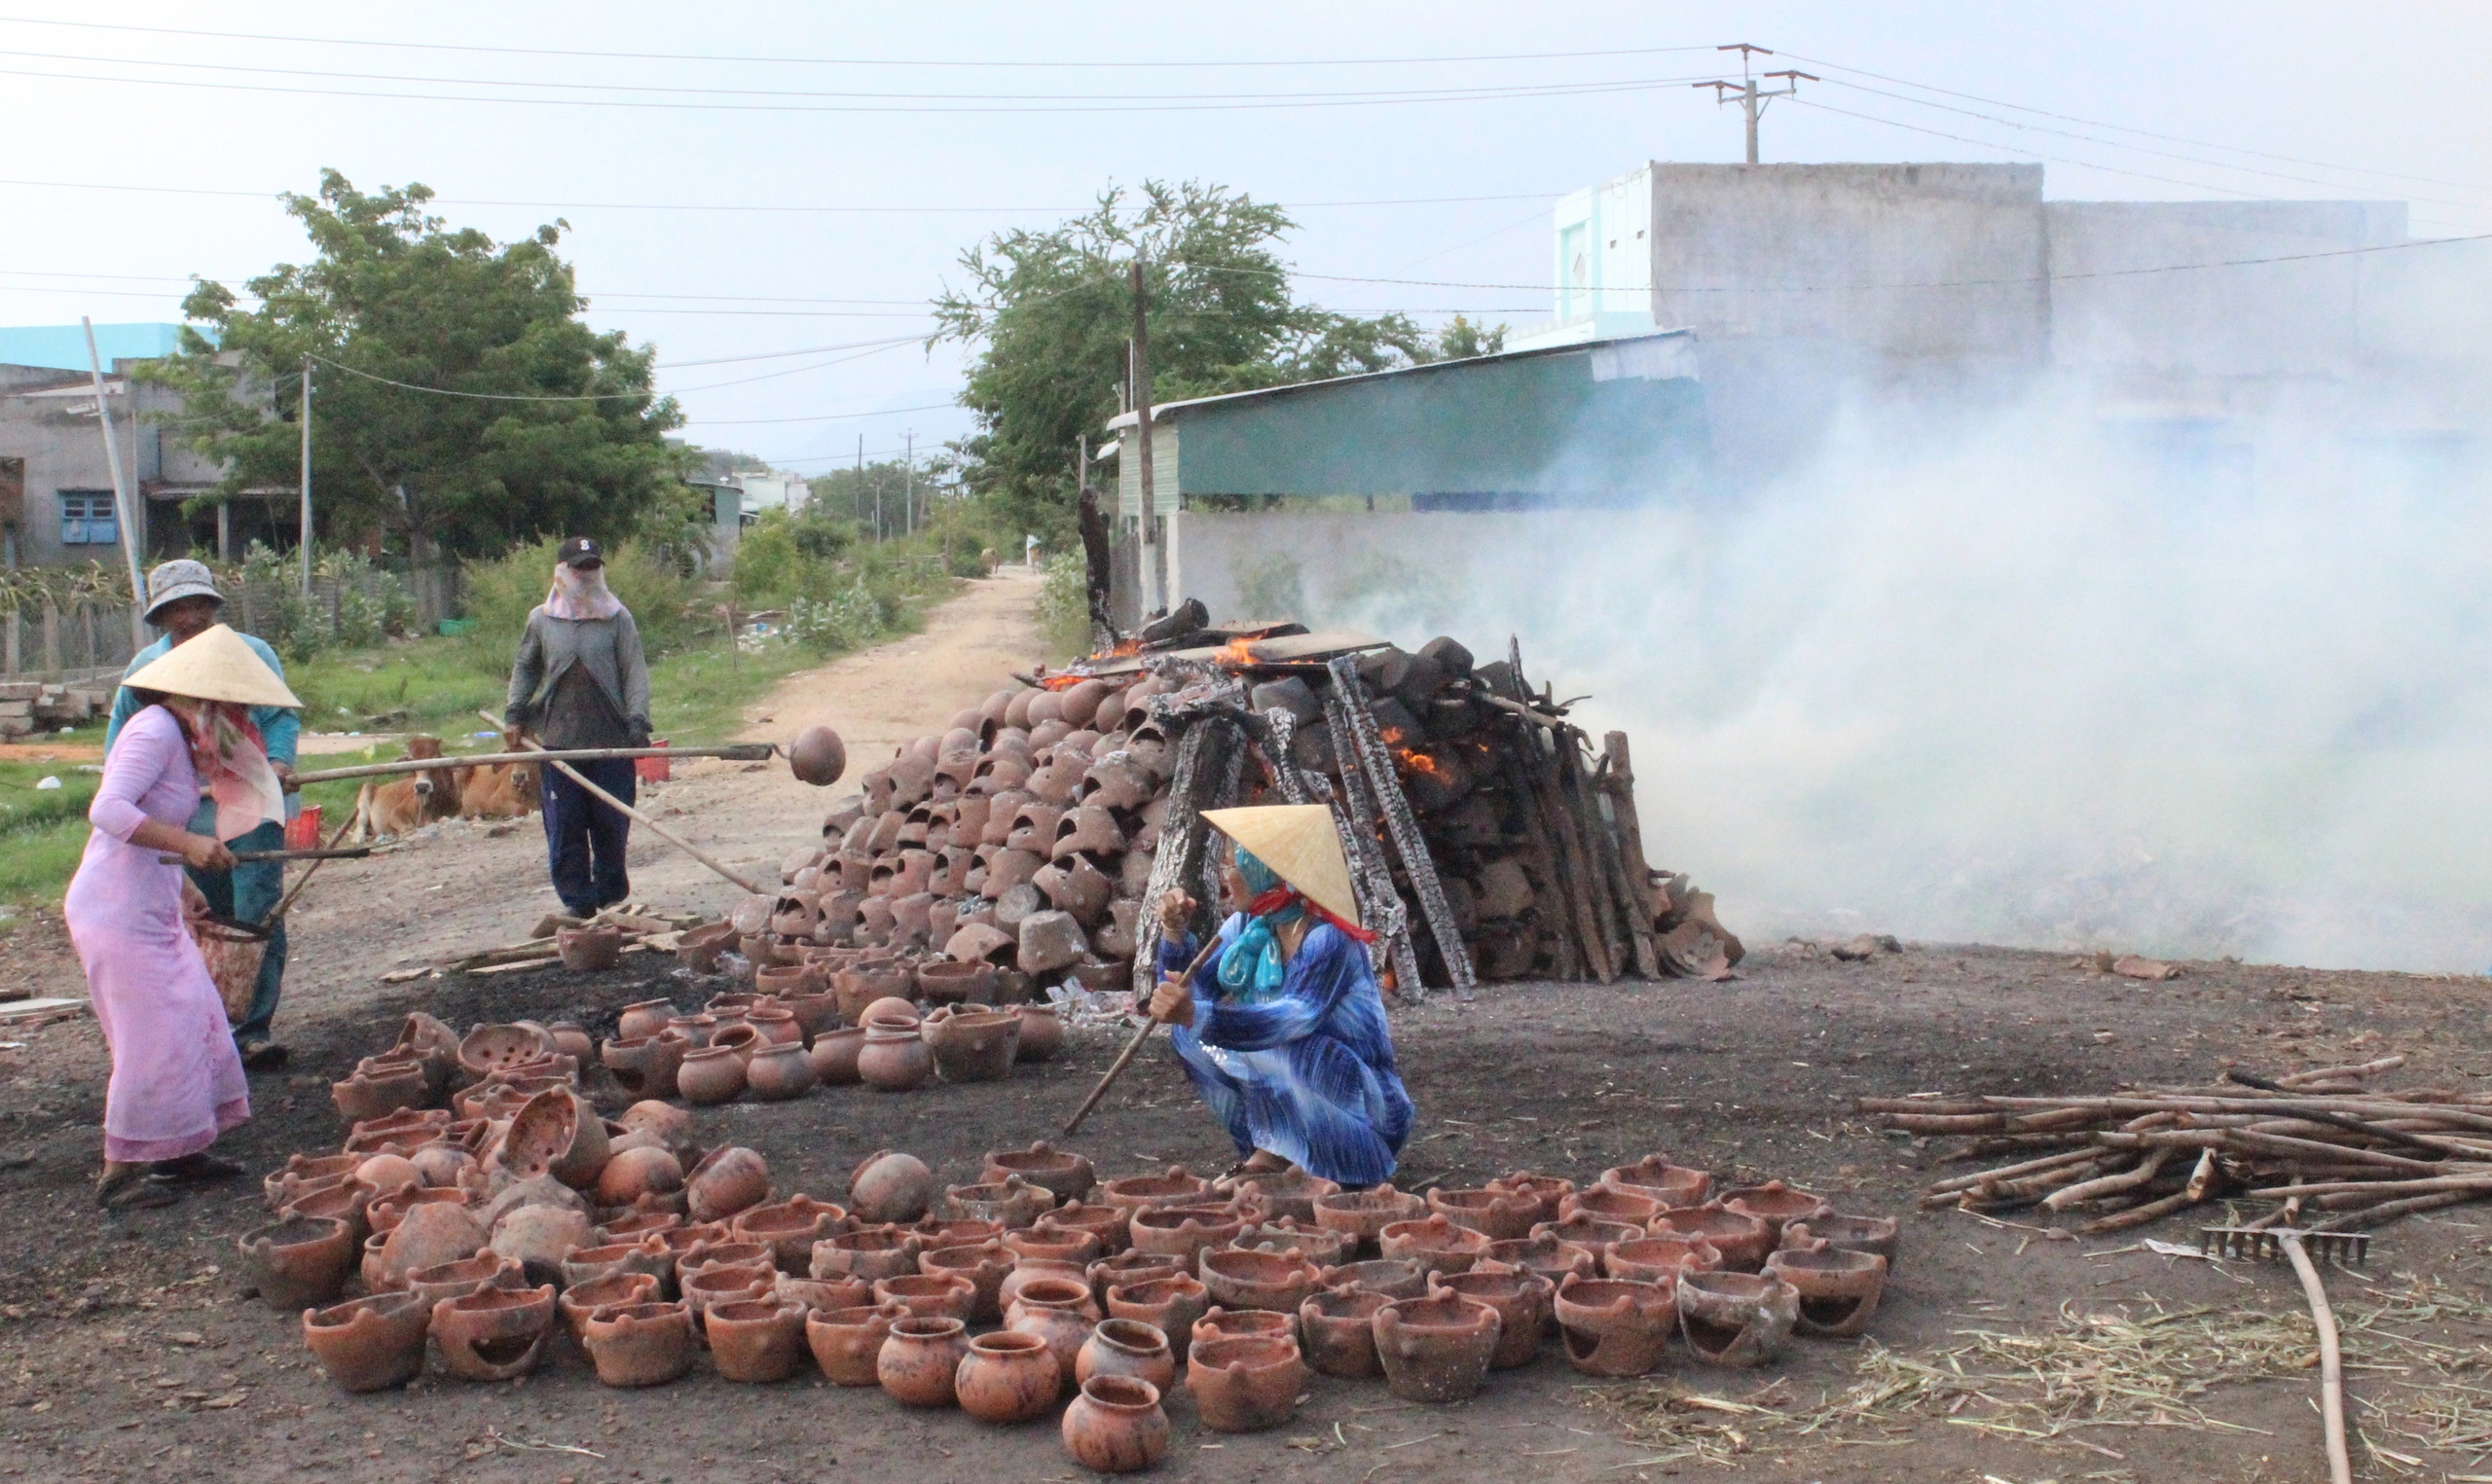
{"left": 931, "top": 181, "right": 1498, "bottom": 536}
{"left": 146, "top": 170, "right": 691, "bottom": 564}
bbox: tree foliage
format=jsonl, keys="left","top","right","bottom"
{"left": 146, "top": 171, "right": 692, "bottom": 563}
{"left": 932, "top": 180, "right": 1499, "bottom": 536}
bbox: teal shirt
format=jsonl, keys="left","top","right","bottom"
{"left": 102, "top": 631, "right": 301, "bottom": 767}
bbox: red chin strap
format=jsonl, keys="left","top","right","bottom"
{"left": 1244, "top": 886, "right": 1377, "bottom": 944}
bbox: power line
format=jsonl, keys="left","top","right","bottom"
{"left": 683, "top": 401, "right": 959, "bottom": 426}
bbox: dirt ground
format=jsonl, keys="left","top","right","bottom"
{"left": 1, "top": 565, "right": 2489, "bottom": 1483}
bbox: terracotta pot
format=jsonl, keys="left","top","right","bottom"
{"left": 1427, "top": 1186, "right": 1540, "bottom": 1243}
{"left": 598, "top": 1210, "right": 684, "bottom": 1248}
{"left": 879, "top": 1315, "right": 971, "bottom": 1406}
{"left": 1129, "top": 1205, "right": 1245, "bottom": 1265}
{"left": 982, "top": 1140, "right": 1095, "bottom": 1203}
{"left": 594, "top": 1146, "right": 685, "bottom": 1210}
{"left": 1005, "top": 1276, "right": 1100, "bottom": 1391}
{"left": 1044, "top": 1201, "right": 1131, "bottom": 1256}
{"left": 776, "top": 1270, "right": 872, "bottom": 1313}
{"left": 678, "top": 1238, "right": 775, "bottom": 1281}
{"left": 490, "top": 1203, "right": 595, "bottom": 1286}
{"left": 1676, "top": 1270, "right": 1800, "bottom": 1367}
{"left": 1104, "top": 1274, "right": 1210, "bottom": 1343}
{"left": 1318, "top": 1257, "right": 1430, "bottom": 1301}
{"left": 806, "top": 1301, "right": 902, "bottom": 1385}
{"left": 873, "top": 1271, "right": 978, "bottom": 1321}
{"left": 815, "top": 1225, "right": 926, "bottom": 1283}
{"left": 505, "top": 1087, "right": 611, "bottom": 1190}
{"left": 729, "top": 1195, "right": 850, "bottom": 1271}
{"left": 996, "top": 1256, "right": 1085, "bottom": 1313}
{"left": 667, "top": 1013, "right": 718, "bottom": 1048}
{"left": 617, "top": 999, "right": 678, "bottom": 1041}
{"left": 834, "top": 960, "right": 914, "bottom": 1022}
{"left": 1199, "top": 1246, "right": 1323, "bottom": 1315}
{"left": 921, "top": 1240, "right": 1016, "bottom": 1323}
{"left": 1491, "top": 1173, "right": 1578, "bottom": 1227}
{"left": 807, "top": 1026, "right": 867, "bottom": 1085}
{"left": 746, "top": 1005, "right": 803, "bottom": 1048}
{"left": 709, "top": 1023, "right": 765, "bottom": 1065}
{"left": 264, "top": 1153, "right": 361, "bottom": 1210}
{"left": 1063, "top": 1374, "right": 1169, "bottom": 1473}
{"left": 1606, "top": 1234, "right": 1724, "bottom": 1286}
{"left": 1721, "top": 1181, "right": 1835, "bottom": 1246}
{"left": 921, "top": 1006, "right": 1020, "bottom": 1083}
{"left": 1779, "top": 1214, "right": 1901, "bottom": 1273}
{"left": 546, "top": 1022, "right": 594, "bottom": 1063}
{"left": 583, "top": 1299, "right": 698, "bottom": 1387}
{"left": 556, "top": 1237, "right": 668, "bottom": 1292}
{"left": 302, "top": 1291, "right": 430, "bottom": 1393}
{"left": 858, "top": 1021, "right": 934, "bottom": 1092}
{"left": 1651, "top": 1204, "right": 1775, "bottom": 1273}
{"left": 1076, "top": 1317, "right": 1177, "bottom": 1394}
{"left": 346, "top": 1106, "right": 452, "bottom": 1157}
{"left": 1602, "top": 1156, "right": 1711, "bottom": 1210}
{"left": 1531, "top": 1213, "right": 1649, "bottom": 1263}
{"left": 1229, "top": 1169, "right": 1342, "bottom": 1227}
{"left": 677, "top": 1045, "right": 747, "bottom": 1106}
{"left": 430, "top": 1283, "right": 556, "bottom": 1381}
{"left": 848, "top": 1150, "right": 935, "bottom": 1224}
{"left": 560, "top": 1273, "right": 660, "bottom": 1339}
{"left": 1437, "top": 1267, "right": 1553, "bottom": 1369}
{"left": 1005, "top": 1225, "right": 1100, "bottom": 1268}
{"left": 1379, "top": 1214, "right": 1492, "bottom": 1277}
{"left": 331, "top": 1061, "right": 428, "bottom": 1124}
{"left": 1191, "top": 1306, "right": 1296, "bottom": 1354}
{"left": 371, "top": 1201, "right": 489, "bottom": 1290}
{"left": 1299, "top": 1285, "right": 1390, "bottom": 1377}
{"left": 1187, "top": 1334, "right": 1305, "bottom": 1432}
{"left": 956, "top": 1329, "right": 1062, "bottom": 1424}
{"left": 938, "top": 1173, "right": 1049, "bottom": 1230}
{"left": 557, "top": 924, "right": 623, "bottom": 971}
{"left": 784, "top": 990, "right": 844, "bottom": 1042}
{"left": 1087, "top": 1249, "right": 1183, "bottom": 1300}
{"left": 1559, "top": 1185, "right": 1668, "bottom": 1228}
{"left": 600, "top": 1033, "right": 687, "bottom": 1102}
{"left": 1312, "top": 1183, "right": 1424, "bottom": 1252}
{"left": 686, "top": 1145, "right": 772, "bottom": 1223}
{"left": 743, "top": 1042, "right": 818, "bottom": 1102}
{"left": 1096, "top": 1165, "right": 1212, "bottom": 1215}
{"left": 239, "top": 1215, "right": 355, "bottom": 1310}
{"left": 371, "top": 1181, "right": 475, "bottom": 1235}
{"left": 1012, "top": 1004, "right": 1065, "bottom": 1062}
{"left": 409, "top": 1250, "right": 528, "bottom": 1310}
{"left": 1763, "top": 1245, "right": 1889, "bottom": 1337}
{"left": 280, "top": 1177, "right": 378, "bottom": 1249}
{"left": 1372, "top": 1291, "right": 1500, "bottom": 1401}
{"left": 915, "top": 958, "right": 998, "bottom": 1006}
{"left": 707, "top": 1297, "right": 809, "bottom": 1382}
{"left": 1552, "top": 1274, "right": 1676, "bottom": 1378}
{"left": 682, "top": 1264, "right": 775, "bottom": 1335}
{"left": 1232, "top": 1219, "right": 1353, "bottom": 1270}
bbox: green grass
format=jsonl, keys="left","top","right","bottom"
{"left": 0, "top": 720, "right": 105, "bottom": 924}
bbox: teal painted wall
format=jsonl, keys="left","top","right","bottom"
{"left": 0, "top": 323, "right": 198, "bottom": 373}
{"left": 1172, "top": 343, "right": 1707, "bottom": 506}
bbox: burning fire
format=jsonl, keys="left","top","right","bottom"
{"left": 1217, "top": 635, "right": 1261, "bottom": 667}
{"left": 1378, "top": 726, "right": 1444, "bottom": 778}
{"left": 1036, "top": 636, "right": 1148, "bottom": 688}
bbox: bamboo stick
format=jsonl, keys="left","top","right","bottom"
{"left": 293, "top": 742, "right": 774, "bottom": 784}
{"left": 2043, "top": 1150, "right": 2170, "bottom": 1211}
{"left": 481, "top": 713, "right": 763, "bottom": 895}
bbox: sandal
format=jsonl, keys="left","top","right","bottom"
{"left": 148, "top": 1152, "right": 245, "bottom": 1185}
{"left": 96, "top": 1168, "right": 178, "bottom": 1210}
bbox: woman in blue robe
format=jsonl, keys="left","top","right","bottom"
{"left": 1147, "top": 806, "right": 1414, "bottom": 1189}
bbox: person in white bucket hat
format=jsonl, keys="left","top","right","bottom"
{"left": 71, "top": 624, "right": 297, "bottom": 1210}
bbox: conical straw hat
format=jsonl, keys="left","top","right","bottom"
{"left": 123, "top": 624, "right": 301, "bottom": 708}
{"left": 1202, "top": 804, "right": 1360, "bottom": 928}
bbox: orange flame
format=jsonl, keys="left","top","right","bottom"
{"left": 1217, "top": 635, "right": 1260, "bottom": 667}
{"left": 1377, "top": 725, "right": 1443, "bottom": 778}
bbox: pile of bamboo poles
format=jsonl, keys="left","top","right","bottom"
{"left": 1863, "top": 1056, "right": 2492, "bottom": 1234}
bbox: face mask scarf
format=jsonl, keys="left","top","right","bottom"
{"left": 1213, "top": 847, "right": 1374, "bottom": 1002}
{"left": 545, "top": 562, "right": 623, "bottom": 621}
{"left": 161, "top": 697, "right": 285, "bottom": 842}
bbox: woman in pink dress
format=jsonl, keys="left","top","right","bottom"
{"left": 68, "top": 626, "right": 293, "bottom": 1210}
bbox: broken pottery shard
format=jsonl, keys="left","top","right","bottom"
{"left": 1018, "top": 910, "right": 1088, "bottom": 975}
{"left": 2112, "top": 956, "right": 2180, "bottom": 981}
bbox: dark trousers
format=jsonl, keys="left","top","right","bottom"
{"left": 186, "top": 808, "right": 286, "bottom": 1045}
{"left": 541, "top": 758, "right": 636, "bottom": 918}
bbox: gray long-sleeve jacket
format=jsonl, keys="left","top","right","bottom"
{"left": 505, "top": 604, "right": 651, "bottom": 750}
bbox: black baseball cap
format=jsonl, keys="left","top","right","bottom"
{"left": 558, "top": 536, "right": 605, "bottom": 567}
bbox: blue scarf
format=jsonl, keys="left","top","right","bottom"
{"left": 1215, "top": 848, "right": 1302, "bottom": 1003}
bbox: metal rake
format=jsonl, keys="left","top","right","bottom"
{"left": 2197, "top": 1225, "right": 2370, "bottom": 1267}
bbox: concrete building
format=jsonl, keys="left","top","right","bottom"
{"left": 0, "top": 358, "right": 267, "bottom": 570}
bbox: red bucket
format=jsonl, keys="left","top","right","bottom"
{"left": 283, "top": 804, "right": 323, "bottom": 851}
{"left": 634, "top": 739, "right": 671, "bottom": 783}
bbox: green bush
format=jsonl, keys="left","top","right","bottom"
{"left": 460, "top": 534, "right": 708, "bottom": 656}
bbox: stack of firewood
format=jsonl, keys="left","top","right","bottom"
{"left": 772, "top": 624, "right": 1737, "bottom": 999}
{"left": 1868, "top": 1055, "right": 2492, "bottom": 1234}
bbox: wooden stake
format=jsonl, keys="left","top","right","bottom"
{"left": 481, "top": 711, "right": 764, "bottom": 895}
{"left": 293, "top": 742, "right": 773, "bottom": 785}
{"left": 1066, "top": 929, "right": 1227, "bottom": 1136}
{"left": 1326, "top": 657, "right": 1474, "bottom": 998}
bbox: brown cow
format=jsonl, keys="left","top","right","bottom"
{"left": 457, "top": 727, "right": 541, "bottom": 821}
{"left": 350, "top": 735, "right": 461, "bottom": 841}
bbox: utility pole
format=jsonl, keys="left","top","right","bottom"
{"left": 80, "top": 317, "right": 146, "bottom": 646}
{"left": 299, "top": 353, "right": 314, "bottom": 594}
{"left": 1694, "top": 44, "right": 1814, "bottom": 164}
{"left": 854, "top": 434, "right": 864, "bottom": 530}
{"left": 1128, "top": 252, "right": 1161, "bottom": 618}
{"left": 903, "top": 430, "right": 916, "bottom": 537}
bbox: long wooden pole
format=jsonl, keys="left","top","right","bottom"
{"left": 2282, "top": 1233, "right": 2354, "bottom": 1484}
{"left": 479, "top": 711, "right": 765, "bottom": 894}
{"left": 292, "top": 742, "right": 774, "bottom": 785}
{"left": 1064, "top": 930, "right": 1225, "bottom": 1137}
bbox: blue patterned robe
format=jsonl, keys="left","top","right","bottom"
{"left": 1158, "top": 914, "right": 1415, "bottom": 1187}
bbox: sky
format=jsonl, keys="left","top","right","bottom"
{"left": 3, "top": 1, "right": 2487, "bottom": 480}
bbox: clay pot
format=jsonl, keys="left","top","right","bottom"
{"left": 1651, "top": 1204, "right": 1775, "bottom": 1273}
{"left": 879, "top": 1315, "right": 971, "bottom": 1406}
{"left": 678, "top": 1237, "right": 775, "bottom": 1281}
{"left": 921, "top": 1241, "right": 1017, "bottom": 1323}
{"left": 302, "top": 1292, "right": 430, "bottom": 1393}
{"left": 1005, "top": 1276, "right": 1100, "bottom": 1390}
{"left": 347, "top": 1106, "right": 452, "bottom": 1156}
{"left": 1013, "top": 1005, "right": 1065, "bottom": 1062}
{"left": 1229, "top": 1169, "right": 1342, "bottom": 1227}
{"left": 1088, "top": 1249, "right": 1184, "bottom": 1299}
{"left": 505, "top": 1087, "right": 610, "bottom": 1190}
{"left": 1232, "top": 1218, "right": 1353, "bottom": 1270}
{"left": 1063, "top": 1373, "right": 1169, "bottom": 1473}
{"left": 956, "top": 1329, "right": 1062, "bottom": 1424}
{"left": 681, "top": 1264, "right": 776, "bottom": 1331}
{"left": 410, "top": 1251, "right": 528, "bottom": 1310}
{"left": 331, "top": 1057, "right": 428, "bottom": 1123}
{"left": 922, "top": 1006, "right": 1021, "bottom": 1083}
{"left": 1763, "top": 1245, "right": 1889, "bottom": 1337}
{"left": 1438, "top": 1267, "right": 1554, "bottom": 1368}
{"left": 745, "top": 1042, "right": 818, "bottom": 1102}
{"left": 776, "top": 1271, "right": 873, "bottom": 1314}
{"left": 858, "top": 1020, "right": 934, "bottom": 1092}
{"left": 1721, "top": 1181, "right": 1835, "bottom": 1245}
{"left": 1319, "top": 1257, "right": 1430, "bottom": 1301}
{"left": 1191, "top": 1307, "right": 1296, "bottom": 1354}
{"left": 708, "top": 1297, "right": 809, "bottom": 1382}
{"left": 431, "top": 1284, "right": 557, "bottom": 1381}
{"left": 1129, "top": 1205, "right": 1245, "bottom": 1265}
{"left": 1199, "top": 1246, "right": 1323, "bottom": 1315}
{"left": 873, "top": 1271, "right": 979, "bottom": 1321}
{"left": 490, "top": 1203, "right": 596, "bottom": 1287}
{"left": 686, "top": 1146, "right": 773, "bottom": 1223}
{"left": 1076, "top": 1317, "right": 1177, "bottom": 1394}
{"left": 833, "top": 960, "right": 914, "bottom": 1022}
{"left": 557, "top": 924, "right": 623, "bottom": 971}
{"left": 1552, "top": 1274, "right": 1676, "bottom": 1378}
{"left": 1005, "top": 1225, "right": 1099, "bottom": 1268}
{"left": 941, "top": 1173, "right": 1052, "bottom": 1230}
{"left": 560, "top": 1273, "right": 660, "bottom": 1339}
{"left": 732, "top": 1196, "right": 852, "bottom": 1271}
{"left": 1606, "top": 1234, "right": 1724, "bottom": 1285}
{"left": 678, "top": 922, "right": 737, "bottom": 973}
{"left": 1044, "top": 1201, "right": 1132, "bottom": 1257}
{"left": 994, "top": 1256, "right": 1084, "bottom": 1313}
{"left": 1779, "top": 1214, "right": 1901, "bottom": 1272}
{"left": 265, "top": 1153, "right": 361, "bottom": 1210}
{"left": 784, "top": 990, "right": 844, "bottom": 1041}
{"left": 807, "top": 1301, "right": 902, "bottom": 1385}
{"left": 1104, "top": 1274, "right": 1211, "bottom": 1343}
{"left": 848, "top": 1150, "right": 936, "bottom": 1224}
{"left": 814, "top": 1225, "right": 927, "bottom": 1283}
{"left": 1676, "top": 1270, "right": 1800, "bottom": 1367}
{"left": 1187, "top": 1334, "right": 1305, "bottom": 1432}
{"left": 239, "top": 1215, "right": 355, "bottom": 1311}
{"left": 599, "top": 1210, "right": 685, "bottom": 1247}
{"left": 1379, "top": 1214, "right": 1492, "bottom": 1277}
{"left": 618, "top": 999, "right": 678, "bottom": 1041}
{"left": 280, "top": 1177, "right": 378, "bottom": 1249}
{"left": 979, "top": 1142, "right": 1095, "bottom": 1207}
{"left": 583, "top": 1299, "right": 698, "bottom": 1387}
{"left": 709, "top": 1024, "right": 765, "bottom": 1064}
{"left": 1559, "top": 1185, "right": 1669, "bottom": 1228}
{"left": 1603, "top": 1156, "right": 1711, "bottom": 1210}
{"left": 595, "top": 1146, "right": 685, "bottom": 1210}
{"left": 667, "top": 1013, "right": 718, "bottom": 1048}
{"left": 745, "top": 1006, "right": 803, "bottom": 1049}
{"left": 915, "top": 959, "right": 997, "bottom": 1006}
{"left": 1532, "top": 1213, "right": 1651, "bottom": 1263}
{"left": 807, "top": 1026, "right": 867, "bottom": 1085}
{"left": 370, "top": 1182, "right": 476, "bottom": 1235}
{"left": 546, "top": 1022, "right": 595, "bottom": 1063}
{"left": 677, "top": 1045, "right": 747, "bottom": 1105}
{"left": 1372, "top": 1291, "right": 1501, "bottom": 1401}
{"left": 601, "top": 1034, "right": 688, "bottom": 1101}
{"left": 1426, "top": 1186, "right": 1540, "bottom": 1243}
{"left": 371, "top": 1201, "right": 489, "bottom": 1290}
{"left": 1492, "top": 1173, "right": 1578, "bottom": 1227}
{"left": 1313, "top": 1183, "right": 1425, "bottom": 1253}
{"left": 1096, "top": 1165, "right": 1212, "bottom": 1214}
{"left": 1300, "top": 1285, "right": 1391, "bottom": 1377}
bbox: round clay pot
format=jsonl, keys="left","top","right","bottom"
{"left": 915, "top": 958, "right": 997, "bottom": 1006}
{"left": 807, "top": 1301, "right": 903, "bottom": 1386}
{"left": 921, "top": 1241, "right": 1017, "bottom": 1323}
{"left": 1129, "top": 1205, "right": 1245, "bottom": 1265}
{"left": 1076, "top": 1317, "right": 1177, "bottom": 1394}
{"left": 686, "top": 1145, "right": 773, "bottom": 1223}
{"left": 677, "top": 1045, "right": 747, "bottom": 1106}
{"left": 777, "top": 1270, "right": 872, "bottom": 1313}
{"left": 732, "top": 1195, "right": 852, "bottom": 1271}
{"left": 848, "top": 1150, "right": 936, "bottom": 1224}
{"left": 982, "top": 1140, "right": 1096, "bottom": 1203}
{"left": 745, "top": 1042, "right": 818, "bottom": 1102}
{"left": 1229, "top": 1169, "right": 1343, "bottom": 1227}
{"left": 1187, "top": 1334, "right": 1306, "bottom": 1432}
{"left": 546, "top": 1021, "right": 594, "bottom": 1063}
{"left": 1312, "top": 1183, "right": 1424, "bottom": 1253}
{"left": 1553, "top": 1274, "right": 1676, "bottom": 1377}
{"left": 505, "top": 1087, "right": 611, "bottom": 1190}
{"left": 1603, "top": 1156, "right": 1711, "bottom": 1210}
{"left": 1300, "top": 1285, "right": 1391, "bottom": 1377}
{"left": 1096, "top": 1165, "right": 1212, "bottom": 1215}
{"left": 879, "top": 1315, "right": 971, "bottom": 1406}
{"left": 554, "top": 1240, "right": 667, "bottom": 1299}
{"left": 1319, "top": 1257, "right": 1430, "bottom": 1300}
{"left": 1559, "top": 1185, "right": 1669, "bottom": 1228}
{"left": 598, "top": 1210, "right": 684, "bottom": 1247}
{"left": 265, "top": 1153, "right": 361, "bottom": 1210}
{"left": 1045, "top": 1201, "right": 1132, "bottom": 1256}
{"left": 1533, "top": 1213, "right": 1653, "bottom": 1263}
{"left": 1013, "top": 1004, "right": 1065, "bottom": 1062}
{"left": 999, "top": 1256, "right": 1087, "bottom": 1314}
{"left": 430, "top": 1283, "right": 557, "bottom": 1381}
{"left": 1606, "top": 1234, "right": 1724, "bottom": 1286}
{"left": 355, "top": 1152, "right": 420, "bottom": 1198}
{"left": 560, "top": 1273, "right": 660, "bottom": 1340}
{"left": 556, "top": 924, "right": 623, "bottom": 972}
{"left": 1233, "top": 1219, "right": 1353, "bottom": 1271}
{"left": 1676, "top": 1269, "right": 1800, "bottom": 1367}
{"left": 1104, "top": 1274, "right": 1210, "bottom": 1344}
{"left": 1426, "top": 1186, "right": 1540, "bottom": 1243}
{"left": 1437, "top": 1267, "right": 1554, "bottom": 1369}
{"left": 594, "top": 1146, "right": 685, "bottom": 1210}
{"left": 302, "top": 1292, "right": 431, "bottom": 1393}
{"left": 1088, "top": 1249, "right": 1184, "bottom": 1299}
{"left": 956, "top": 1329, "right": 1062, "bottom": 1424}
{"left": 708, "top": 1297, "right": 809, "bottom": 1382}
{"left": 1779, "top": 1214, "right": 1902, "bottom": 1272}
{"left": 617, "top": 999, "right": 678, "bottom": 1041}
{"left": 583, "top": 1299, "right": 698, "bottom": 1387}
{"left": 667, "top": 1013, "right": 718, "bottom": 1048}
{"left": 601, "top": 1033, "right": 687, "bottom": 1101}
{"left": 1006, "top": 1225, "right": 1100, "bottom": 1268}
{"left": 371, "top": 1201, "right": 489, "bottom": 1291}
{"left": 1006, "top": 1276, "right": 1100, "bottom": 1391}
{"left": 873, "top": 1271, "right": 978, "bottom": 1321}
{"left": 1651, "top": 1203, "right": 1775, "bottom": 1273}
{"left": 815, "top": 1225, "right": 927, "bottom": 1283}
{"left": 1191, "top": 1306, "right": 1296, "bottom": 1355}
{"left": 1378, "top": 1214, "right": 1492, "bottom": 1277}
{"left": 1199, "top": 1246, "right": 1323, "bottom": 1316}
{"left": 408, "top": 1251, "right": 526, "bottom": 1310}
{"left": 1491, "top": 1173, "right": 1578, "bottom": 1227}
{"left": 922, "top": 1005, "right": 1020, "bottom": 1083}
{"left": 1763, "top": 1245, "right": 1889, "bottom": 1337}
{"left": 789, "top": 724, "right": 848, "bottom": 786}
{"left": 807, "top": 1027, "right": 866, "bottom": 1085}
{"left": 1372, "top": 1290, "right": 1500, "bottom": 1402}
{"left": 1720, "top": 1181, "right": 1835, "bottom": 1245}
{"left": 709, "top": 1023, "right": 765, "bottom": 1065}
{"left": 238, "top": 1215, "right": 355, "bottom": 1311}
{"left": 1063, "top": 1374, "right": 1170, "bottom": 1474}
{"left": 678, "top": 1238, "right": 775, "bottom": 1280}
{"left": 681, "top": 1264, "right": 775, "bottom": 1333}
{"left": 858, "top": 1020, "right": 934, "bottom": 1092}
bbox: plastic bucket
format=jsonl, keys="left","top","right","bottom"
{"left": 635, "top": 740, "right": 671, "bottom": 783}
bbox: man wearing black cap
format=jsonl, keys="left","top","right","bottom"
{"left": 505, "top": 537, "right": 651, "bottom": 918}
